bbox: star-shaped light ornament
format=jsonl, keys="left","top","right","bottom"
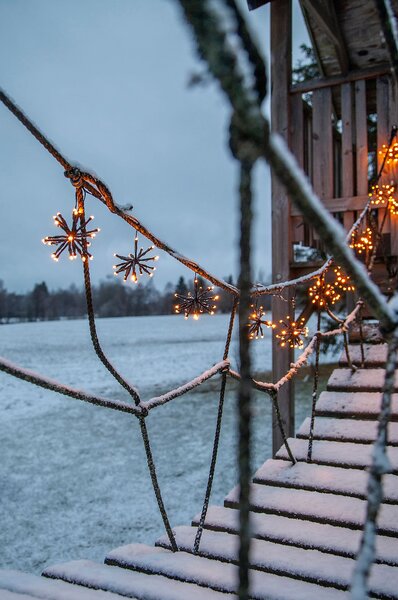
{"left": 350, "top": 227, "right": 374, "bottom": 255}
{"left": 42, "top": 209, "right": 99, "bottom": 262}
{"left": 275, "top": 315, "right": 309, "bottom": 349}
{"left": 369, "top": 183, "right": 395, "bottom": 207}
{"left": 378, "top": 142, "right": 398, "bottom": 166}
{"left": 174, "top": 276, "right": 219, "bottom": 320}
{"left": 308, "top": 276, "right": 341, "bottom": 307}
{"left": 113, "top": 233, "right": 159, "bottom": 283}
{"left": 333, "top": 266, "right": 355, "bottom": 292}
{"left": 247, "top": 303, "right": 275, "bottom": 340}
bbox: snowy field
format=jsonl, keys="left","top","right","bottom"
{"left": 0, "top": 314, "right": 332, "bottom": 574}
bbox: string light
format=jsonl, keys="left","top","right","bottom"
{"left": 333, "top": 266, "right": 355, "bottom": 292}
{"left": 42, "top": 209, "right": 99, "bottom": 262}
{"left": 369, "top": 183, "right": 395, "bottom": 206}
{"left": 247, "top": 303, "right": 274, "bottom": 339}
{"left": 113, "top": 232, "right": 159, "bottom": 283}
{"left": 350, "top": 226, "right": 374, "bottom": 255}
{"left": 174, "top": 275, "right": 219, "bottom": 320}
{"left": 275, "top": 315, "right": 308, "bottom": 349}
{"left": 308, "top": 276, "right": 341, "bottom": 307}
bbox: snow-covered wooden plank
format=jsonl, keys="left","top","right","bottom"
{"left": 104, "top": 543, "right": 349, "bottom": 600}
{"left": 253, "top": 458, "right": 398, "bottom": 503}
{"left": 0, "top": 592, "right": 37, "bottom": 599}
{"left": 191, "top": 505, "right": 398, "bottom": 566}
{"left": 327, "top": 368, "right": 398, "bottom": 392}
{"left": 0, "top": 569, "right": 126, "bottom": 599}
{"left": 156, "top": 525, "right": 398, "bottom": 598}
{"left": 315, "top": 391, "right": 398, "bottom": 420}
{"left": 225, "top": 482, "right": 398, "bottom": 535}
{"left": 276, "top": 437, "right": 398, "bottom": 472}
{"left": 339, "top": 344, "right": 387, "bottom": 366}
{"left": 297, "top": 416, "right": 398, "bottom": 446}
{"left": 43, "top": 560, "right": 232, "bottom": 600}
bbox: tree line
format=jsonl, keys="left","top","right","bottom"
{"left": 0, "top": 275, "right": 271, "bottom": 323}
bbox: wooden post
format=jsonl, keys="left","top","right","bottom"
{"left": 271, "top": 0, "right": 293, "bottom": 456}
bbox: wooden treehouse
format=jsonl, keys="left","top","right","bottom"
{"left": 1, "top": 1, "right": 398, "bottom": 599}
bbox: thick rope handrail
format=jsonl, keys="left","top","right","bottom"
{"left": 0, "top": 355, "right": 144, "bottom": 416}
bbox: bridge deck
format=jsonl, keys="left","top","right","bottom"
{"left": 1, "top": 343, "right": 397, "bottom": 599}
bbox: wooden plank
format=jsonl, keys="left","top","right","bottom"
{"left": 156, "top": 525, "right": 398, "bottom": 598}
{"left": 341, "top": 83, "right": 354, "bottom": 197}
{"left": 0, "top": 569, "right": 126, "bottom": 599}
{"left": 355, "top": 79, "right": 368, "bottom": 195}
{"left": 271, "top": 0, "right": 294, "bottom": 454}
{"left": 225, "top": 482, "right": 398, "bottom": 535}
{"left": 289, "top": 94, "right": 304, "bottom": 168}
{"left": 297, "top": 416, "right": 398, "bottom": 447}
{"left": 315, "top": 391, "right": 398, "bottom": 420}
{"left": 290, "top": 64, "right": 390, "bottom": 95}
{"left": 290, "top": 194, "right": 367, "bottom": 216}
{"left": 276, "top": 437, "right": 398, "bottom": 474}
{"left": 43, "top": 560, "right": 232, "bottom": 600}
{"left": 103, "top": 543, "right": 350, "bottom": 600}
{"left": 327, "top": 368, "right": 398, "bottom": 392}
{"left": 253, "top": 458, "right": 398, "bottom": 502}
{"left": 377, "top": 76, "right": 391, "bottom": 173}
{"left": 192, "top": 505, "right": 398, "bottom": 566}
{"left": 339, "top": 343, "right": 388, "bottom": 366}
{"left": 312, "top": 87, "right": 333, "bottom": 200}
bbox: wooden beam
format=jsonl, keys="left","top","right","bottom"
{"left": 300, "top": 0, "right": 349, "bottom": 74}
{"left": 355, "top": 79, "right": 368, "bottom": 196}
{"left": 290, "top": 64, "right": 391, "bottom": 95}
{"left": 312, "top": 87, "right": 333, "bottom": 200}
{"left": 290, "top": 195, "right": 368, "bottom": 216}
{"left": 271, "top": 0, "right": 294, "bottom": 455}
{"left": 341, "top": 83, "right": 354, "bottom": 198}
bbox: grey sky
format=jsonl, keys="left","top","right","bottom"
{"left": 0, "top": 0, "right": 308, "bottom": 294}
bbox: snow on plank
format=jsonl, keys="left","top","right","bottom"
{"left": 276, "top": 437, "right": 398, "bottom": 473}
{"left": 156, "top": 525, "right": 398, "bottom": 598}
{"left": 253, "top": 458, "right": 398, "bottom": 503}
{"left": 327, "top": 368, "right": 398, "bottom": 392}
{"left": 192, "top": 505, "right": 398, "bottom": 566}
{"left": 224, "top": 483, "right": 398, "bottom": 535}
{"left": 0, "top": 568, "right": 126, "bottom": 599}
{"left": 297, "top": 416, "right": 398, "bottom": 446}
{"left": 43, "top": 560, "right": 232, "bottom": 600}
{"left": 105, "top": 542, "right": 349, "bottom": 600}
{"left": 315, "top": 391, "right": 398, "bottom": 420}
{"left": 339, "top": 344, "right": 387, "bottom": 366}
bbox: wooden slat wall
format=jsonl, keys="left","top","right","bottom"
{"left": 341, "top": 83, "right": 354, "bottom": 232}
{"left": 312, "top": 88, "right": 333, "bottom": 200}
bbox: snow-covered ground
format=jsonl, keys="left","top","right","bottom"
{"left": 0, "top": 314, "right": 331, "bottom": 574}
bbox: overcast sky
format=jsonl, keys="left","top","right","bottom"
{"left": 0, "top": 0, "right": 308, "bottom": 294}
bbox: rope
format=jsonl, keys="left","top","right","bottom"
{"left": 0, "top": 89, "right": 71, "bottom": 170}
{"left": 307, "top": 310, "right": 321, "bottom": 462}
{"left": 77, "top": 191, "right": 177, "bottom": 550}
{"left": 193, "top": 297, "right": 238, "bottom": 553}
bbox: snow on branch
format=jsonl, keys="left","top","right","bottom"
{"left": 145, "top": 360, "right": 230, "bottom": 411}
{"left": 0, "top": 356, "right": 143, "bottom": 416}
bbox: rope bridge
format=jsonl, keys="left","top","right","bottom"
{"left": 1, "top": 1, "right": 398, "bottom": 598}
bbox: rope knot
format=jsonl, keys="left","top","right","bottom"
{"left": 229, "top": 112, "right": 262, "bottom": 164}
{"left": 64, "top": 167, "right": 84, "bottom": 189}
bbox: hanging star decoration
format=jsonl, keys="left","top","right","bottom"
{"left": 333, "top": 266, "right": 355, "bottom": 292}
{"left": 369, "top": 183, "right": 395, "bottom": 207}
{"left": 113, "top": 232, "right": 159, "bottom": 283}
{"left": 174, "top": 276, "right": 219, "bottom": 320}
{"left": 247, "top": 303, "right": 274, "bottom": 339}
{"left": 308, "top": 275, "right": 341, "bottom": 307}
{"left": 275, "top": 315, "right": 308, "bottom": 349}
{"left": 350, "top": 226, "right": 374, "bottom": 255}
{"left": 42, "top": 209, "right": 99, "bottom": 262}
{"left": 379, "top": 142, "right": 398, "bottom": 165}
